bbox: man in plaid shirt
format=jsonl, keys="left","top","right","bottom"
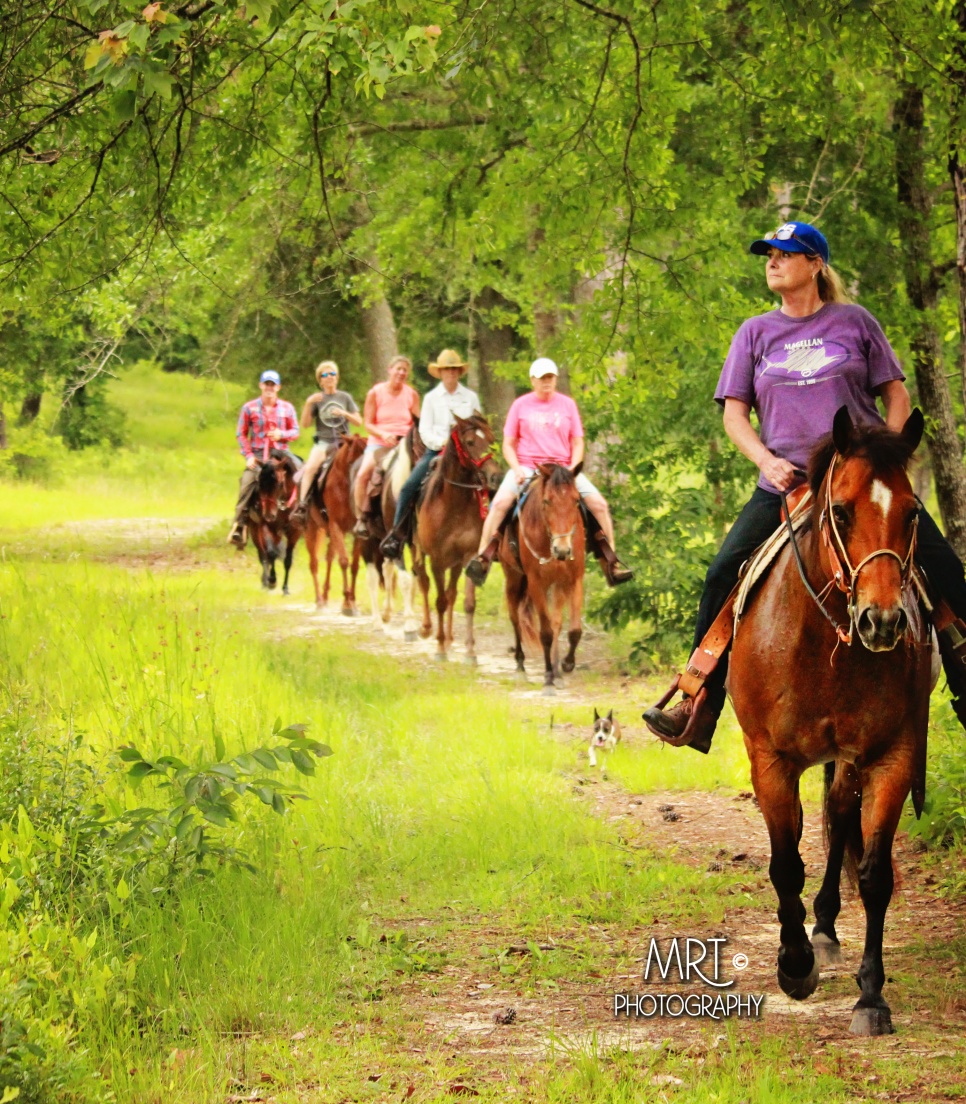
{"left": 228, "top": 370, "right": 301, "bottom": 547}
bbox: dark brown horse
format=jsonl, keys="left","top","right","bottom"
{"left": 249, "top": 449, "right": 302, "bottom": 593}
{"left": 499, "top": 463, "right": 586, "bottom": 694}
{"left": 412, "top": 414, "right": 501, "bottom": 661}
{"left": 305, "top": 434, "right": 367, "bottom": 613}
{"left": 730, "top": 407, "right": 934, "bottom": 1035}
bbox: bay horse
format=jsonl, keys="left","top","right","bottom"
{"left": 412, "top": 414, "right": 501, "bottom": 661}
{"left": 730, "top": 406, "right": 933, "bottom": 1036}
{"left": 304, "top": 434, "right": 367, "bottom": 613}
{"left": 250, "top": 449, "right": 302, "bottom": 593}
{"left": 499, "top": 463, "right": 586, "bottom": 694}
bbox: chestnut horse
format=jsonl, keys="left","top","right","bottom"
{"left": 412, "top": 414, "right": 501, "bottom": 661}
{"left": 499, "top": 463, "right": 586, "bottom": 694}
{"left": 250, "top": 449, "right": 302, "bottom": 593}
{"left": 304, "top": 434, "right": 367, "bottom": 613}
{"left": 730, "top": 407, "right": 933, "bottom": 1036}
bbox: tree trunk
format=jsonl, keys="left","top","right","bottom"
{"left": 950, "top": 0, "right": 966, "bottom": 414}
{"left": 19, "top": 392, "right": 41, "bottom": 424}
{"left": 358, "top": 295, "right": 398, "bottom": 385}
{"left": 470, "top": 287, "right": 518, "bottom": 423}
{"left": 894, "top": 82, "right": 966, "bottom": 556}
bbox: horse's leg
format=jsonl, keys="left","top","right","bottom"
{"left": 749, "top": 750, "right": 818, "bottom": 1000}
{"left": 366, "top": 559, "right": 382, "bottom": 631}
{"left": 528, "top": 590, "right": 556, "bottom": 693}
{"left": 811, "top": 761, "right": 862, "bottom": 964}
{"left": 432, "top": 562, "right": 449, "bottom": 659}
{"left": 380, "top": 559, "right": 395, "bottom": 629}
{"left": 414, "top": 556, "right": 433, "bottom": 639}
{"left": 323, "top": 533, "right": 335, "bottom": 606}
{"left": 281, "top": 534, "right": 295, "bottom": 595}
{"left": 463, "top": 575, "right": 477, "bottom": 665}
{"left": 561, "top": 575, "right": 583, "bottom": 673}
{"left": 504, "top": 571, "right": 527, "bottom": 677}
{"left": 348, "top": 538, "right": 361, "bottom": 614}
{"left": 329, "top": 525, "right": 352, "bottom": 615}
{"left": 848, "top": 759, "right": 913, "bottom": 1036}
{"left": 445, "top": 566, "right": 459, "bottom": 646}
{"left": 398, "top": 564, "right": 419, "bottom": 642}
{"left": 307, "top": 522, "right": 324, "bottom": 608}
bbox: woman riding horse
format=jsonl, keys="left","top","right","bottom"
{"left": 643, "top": 220, "right": 966, "bottom": 753}
{"left": 228, "top": 369, "right": 300, "bottom": 548}
{"left": 380, "top": 348, "right": 482, "bottom": 561}
{"left": 465, "top": 358, "right": 633, "bottom": 587}
{"left": 294, "top": 359, "right": 362, "bottom": 522}
{"left": 353, "top": 355, "right": 421, "bottom": 537}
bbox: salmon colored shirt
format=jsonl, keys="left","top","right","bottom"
{"left": 368, "top": 381, "right": 419, "bottom": 446}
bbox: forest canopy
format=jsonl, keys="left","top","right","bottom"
{"left": 4, "top": 0, "right": 966, "bottom": 656}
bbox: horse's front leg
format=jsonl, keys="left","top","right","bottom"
{"left": 561, "top": 574, "right": 583, "bottom": 674}
{"left": 849, "top": 756, "right": 914, "bottom": 1036}
{"left": 749, "top": 749, "right": 817, "bottom": 1000}
{"left": 329, "top": 524, "right": 352, "bottom": 615}
{"left": 307, "top": 522, "right": 324, "bottom": 607}
{"left": 414, "top": 556, "right": 432, "bottom": 639}
{"left": 380, "top": 560, "right": 395, "bottom": 628}
{"left": 529, "top": 588, "right": 556, "bottom": 694}
{"left": 811, "top": 761, "right": 862, "bottom": 964}
{"left": 463, "top": 573, "right": 477, "bottom": 665}
{"left": 432, "top": 563, "right": 449, "bottom": 659}
{"left": 281, "top": 534, "right": 295, "bottom": 595}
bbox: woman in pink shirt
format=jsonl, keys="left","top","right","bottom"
{"left": 353, "top": 356, "right": 421, "bottom": 535}
{"left": 465, "top": 358, "right": 632, "bottom": 586}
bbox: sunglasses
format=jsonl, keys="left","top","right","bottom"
{"left": 319, "top": 371, "right": 337, "bottom": 378}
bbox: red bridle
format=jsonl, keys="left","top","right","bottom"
{"left": 450, "top": 426, "right": 493, "bottom": 519}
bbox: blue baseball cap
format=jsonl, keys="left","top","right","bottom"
{"left": 749, "top": 221, "right": 830, "bottom": 265}
{"left": 259, "top": 370, "right": 281, "bottom": 385}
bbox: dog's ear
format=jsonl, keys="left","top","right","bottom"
{"left": 607, "top": 709, "right": 613, "bottom": 721}
{"left": 593, "top": 707, "right": 600, "bottom": 721}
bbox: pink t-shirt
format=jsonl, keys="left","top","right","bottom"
{"left": 503, "top": 391, "right": 584, "bottom": 467}
{"left": 368, "top": 381, "right": 418, "bottom": 446}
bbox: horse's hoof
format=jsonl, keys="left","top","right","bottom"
{"left": 434, "top": 652, "right": 448, "bottom": 662}
{"left": 561, "top": 659, "right": 575, "bottom": 674}
{"left": 465, "top": 655, "right": 478, "bottom": 666}
{"left": 850, "top": 1004, "right": 894, "bottom": 1036}
{"left": 811, "top": 932, "right": 841, "bottom": 965}
{"left": 515, "top": 669, "right": 527, "bottom": 682}
{"left": 282, "top": 587, "right": 290, "bottom": 596}
{"left": 777, "top": 957, "right": 819, "bottom": 1001}
{"left": 381, "top": 614, "right": 391, "bottom": 624}
{"left": 419, "top": 626, "right": 433, "bottom": 639}
{"left": 541, "top": 685, "right": 556, "bottom": 697}
{"left": 403, "top": 631, "right": 419, "bottom": 643}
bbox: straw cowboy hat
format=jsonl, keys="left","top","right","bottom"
{"left": 428, "top": 348, "right": 469, "bottom": 379}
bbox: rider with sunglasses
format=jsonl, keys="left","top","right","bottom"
{"left": 294, "top": 360, "right": 362, "bottom": 518}
{"left": 643, "top": 220, "right": 966, "bottom": 752}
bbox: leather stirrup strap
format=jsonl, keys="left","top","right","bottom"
{"left": 678, "top": 584, "right": 739, "bottom": 698}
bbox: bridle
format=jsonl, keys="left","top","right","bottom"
{"left": 445, "top": 425, "right": 493, "bottom": 519}
{"left": 521, "top": 473, "right": 579, "bottom": 566}
{"left": 781, "top": 456, "right": 918, "bottom": 646}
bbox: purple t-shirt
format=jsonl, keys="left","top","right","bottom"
{"left": 714, "top": 303, "right": 905, "bottom": 493}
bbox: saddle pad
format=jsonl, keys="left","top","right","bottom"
{"left": 734, "top": 490, "right": 813, "bottom": 624}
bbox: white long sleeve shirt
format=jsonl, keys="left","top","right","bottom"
{"left": 418, "top": 381, "right": 482, "bottom": 451}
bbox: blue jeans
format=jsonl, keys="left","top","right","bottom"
{"left": 391, "top": 450, "right": 439, "bottom": 529}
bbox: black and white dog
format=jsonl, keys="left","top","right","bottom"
{"left": 589, "top": 708, "right": 622, "bottom": 770}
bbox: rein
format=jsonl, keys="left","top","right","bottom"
{"left": 446, "top": 426, "right": 492, "bottom": 519}
{"left": 780, "top": 456, "right": 918, "bottom": 647}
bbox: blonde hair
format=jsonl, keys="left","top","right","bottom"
{"left": 315, "top": 359, "right": 339, "bottom": 384}
{"left": 813, "top": 261, "right": 851, "bottom": 305}
{"left": 387, "top": 355, "right": 412, "bottom": 373}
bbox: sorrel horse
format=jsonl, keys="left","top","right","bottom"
{"left": 499, "top": 463, "right": 586, "bottom": 694}
{"left": 250, "top": 448, "right": 302, "bottom": 593}
{"left": 730, "top": 407, "right": 934, "bottom": 1036}
{"left": 304, "top": 434, "right": 367, "bottom": 613}
{"left": 412, "top": 414, "right": 501, "bottom": 661}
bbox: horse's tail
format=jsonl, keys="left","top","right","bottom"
{"left": 823, "top": 761, "right": 863, "bottom": 888}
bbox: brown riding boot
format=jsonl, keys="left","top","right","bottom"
{"left": 465, "top": 536, "right": 500, "bottom": 586}
{"left": 642, "top": 685, "right": 722, "bottom": 755}
{"left": 593, "top": 532, "right": 634, "bottom": 586}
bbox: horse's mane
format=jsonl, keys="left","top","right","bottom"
{"left": 541, "top": 463, "right": 577, "bottom": 490}
{"left": 808, "top": 423, "right": 917, "bottom": 497}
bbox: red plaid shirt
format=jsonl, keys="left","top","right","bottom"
{"left": 236, "top": 398, "right": 300, "bottom": 459}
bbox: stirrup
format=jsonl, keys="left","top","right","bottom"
{"left": 465, "top": 556, "right": 490, "bottom": 586}
{"left": 380, "top": 531, "right": 404, "bottom": 560}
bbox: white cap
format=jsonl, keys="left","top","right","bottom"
{"left": 529, "top": 357, "right": 559, "bottom": 378}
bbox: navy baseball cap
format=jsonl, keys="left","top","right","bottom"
{"left": 749, "top": 221, "right": 830, "bottom": 265}
{"left": 259, "top": 370, "right": 281, "bottom": 385}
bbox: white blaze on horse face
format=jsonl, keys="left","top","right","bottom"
{"left": 476, "top": 430, "right": 485, "bottom": 439}
{"left": 870, "top": 479, "right": 893, "bottom": 520}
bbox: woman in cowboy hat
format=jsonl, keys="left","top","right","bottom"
{"left": 380, "top": 349, "right": 482, "bottom": 560}
{"left": 294, "top": 359, "right": 362, "bottom": 519}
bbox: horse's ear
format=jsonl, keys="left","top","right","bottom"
{"left": 572, "top": 461, "right": 584, "bottom": 478}
{"left": 538, "top": 462, "right": 555, "bottom": 479}
{"left": 593, "top": 707, "right": 600, "bottom": 720}
{"left": 453, "top": 414, "right": 468, "bottom": 427}
{"left": 901, "top": 408, "right": 924, "bottom": 454}
{"left": 832, "top": 406, "right": 854, "bottom": 454}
